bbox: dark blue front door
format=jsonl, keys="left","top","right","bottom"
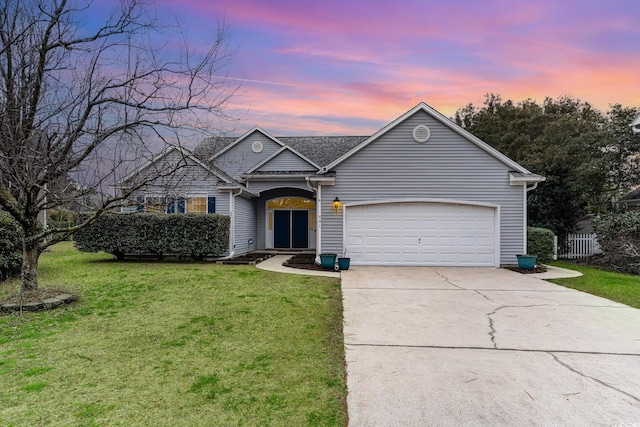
{"left": 274, "top": 211, "right": 290, "bottom": 248}
{"left": 274, "top": 210, "right": 308, "bottom": 249}
{"left": 291, "top": 211, "right": 309, "bottom": 249}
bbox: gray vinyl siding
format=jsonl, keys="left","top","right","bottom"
{"left": 321, "top": 109, "right": 525, "bottom": 265}
{"left": 234, "top": 196, "right": 256, "bottom": 255}
{"left": 246, "top": 179, "right": 311, "bottom": 194}
{"left": 132, "top": 150, "right": 230, "bottom": 214}
{"left": 256, "top": 149, "right": 316, "bottom": 172}
{"left": 213, "top": 132, "right": 282, "bottom": 180}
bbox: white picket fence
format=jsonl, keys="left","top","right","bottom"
{"left": 557, "top": 233, "right": 601, "bottom": 259}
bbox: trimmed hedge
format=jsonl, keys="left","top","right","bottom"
{"left": 74, "top": 213, "right": 230, "bottom": 260}
{"left": 527, "top": 226, "right": 555, "bottom": 264}
{"left": 0, "top": 211, "right": 23, "bottom": 280}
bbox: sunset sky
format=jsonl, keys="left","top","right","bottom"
{"left": 99, "top": 0, "right": 640, "bottom": 136}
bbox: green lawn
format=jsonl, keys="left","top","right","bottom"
{"left": 0, "top": 243, "right": 347, "bottom": 426}
{"left": 550, "top": 261, "right": 640, "bottom": 309}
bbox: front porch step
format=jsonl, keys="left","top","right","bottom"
{"left": 253, "top": 250, "right": 316, "bottom": 256}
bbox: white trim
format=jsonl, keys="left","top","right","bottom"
{"left": 228, "top": 190, "right": 236, "bottom": 257}
{"left": 342, "top": 198, "right": 501, "bottom": 267}
{"left": 344, "top": 198, "right": 500, "bottom": 209}
{"left": 211, "top": 126, "right": 285, "bottom": 160}
{"left": 264, "top": 196, "right": 316, "bottom": 249}
{"left": 323, "top": 102, "right": 534, "bottom": 174}
{"left": 251, "top": 141, "right": 264, "bottom": 153}
{"left": 522, "top": 185, "right": 528, "bottom": 256}
{"left": 509, "top": 172, "right": 546, "bottom": 185}
{"left": 218, "top": 185, "right": 258, "bottom": 198}
{"left": 412, "top": 124, "right": 431, "bottom": 143}
{"left": 316, "top": 184, "right": 323, "bottom": 263}
{"left": 307, "top": 176, "right": 336, "bottom": 185}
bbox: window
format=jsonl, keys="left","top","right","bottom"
{"left": 145, "top": 197, "right": 166, "bottom": 213}
{"left": 140, "top": 195, "right": 214, "bottom": 214}
{"left": 187, "top": 197, "right": 207, "bottom": 213}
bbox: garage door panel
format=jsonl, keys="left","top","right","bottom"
{"left": 345, "top": 202, "right": 497, "bottom": 267}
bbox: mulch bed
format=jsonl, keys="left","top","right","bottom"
{"left": 219, "top": 253, "right": 273, "bottom": 265}
{"left": 1, "top": 289, "right": 78, "bottom": 313}
{"left": 283, "top": 253, "right": 333, "bottom": 271}
{"left": 504, "top": 265, "right": 548, "bottom": 274}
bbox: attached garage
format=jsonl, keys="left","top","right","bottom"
{"left": 344, "top": 200, "right": 499, "bottom": 267}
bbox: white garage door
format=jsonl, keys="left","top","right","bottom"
{"left": 345, "top": 201, "right": 498, "bottom": 266}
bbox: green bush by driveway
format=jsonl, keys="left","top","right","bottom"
{"left": 0, "top": 243, "right": 347, "bottom": 426}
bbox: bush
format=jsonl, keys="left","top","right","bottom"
{"left": 0, "top": 211, "right": 23, "bottom": 280}
{"left": 592, "top": 212, "right": 640, "bottom": 274}
{"left": 527, "top": 226, "right": 555, "bottom": 264}
{"left": 74, "top": 213, "right": 230, "bottom": 260}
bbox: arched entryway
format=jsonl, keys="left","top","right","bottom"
{"left": 266, "top": 196, "right": 315, "bottom": 249}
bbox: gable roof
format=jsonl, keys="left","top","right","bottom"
{"left": 194, "top": 135, "right": 367, "bottom": 168}
{"left": 323, "top": 102, "right": 537, "bottom": 176}
{"left": 245, "top": 145, "right": 320, "bottom": 174}
{"left": 116, "top": 145, "right": 235, "bottom": 187}
{"left": 210, "top": 126, "right": 285, "bottom": 159}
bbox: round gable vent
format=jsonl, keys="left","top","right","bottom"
{"left": 412, "top": 125, "right": 431, "bottom": 143}
{"left": 251, "top": 141, "right": 264, "bottom": 153}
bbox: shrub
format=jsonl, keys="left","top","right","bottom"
{"left": 592, "top": 212, "right": 640, "bottom": 274}
{"left": 74, "top": 213, "right": 230, "bottom": 260}
{"left": 527, "top": 226, "right": 555, "bottom": 264}
{"left": 0, "top": 211, "right": 23, "bottom": 280}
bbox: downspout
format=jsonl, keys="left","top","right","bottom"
{"left": 306, "top": 177, "right": 322, "bottom": 264}
{"left": 523, "top": 181, "right": 539, "bottom": 255}
{"left": 216, "top": 187, "right": 244, "bottom": 260}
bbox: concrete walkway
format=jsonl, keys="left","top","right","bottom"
{"left": 530, "top": 264, "right": 583, "bottom": 279}
{"left": 342, "top": 267, "right": 640, "bottom": 425}
{"left": 255, "top": 255, "right": 340, "bottom": 278}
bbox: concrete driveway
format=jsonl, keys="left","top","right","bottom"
{"left": 342, "top": 267, "right": 640, "bottom": 426}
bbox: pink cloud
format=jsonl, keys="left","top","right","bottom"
{"left": 153, "top": 0, "right": 640, "bottom": 137}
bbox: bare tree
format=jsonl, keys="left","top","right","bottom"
{"left": 0, "top": 0, "right": 238, "bottom": 292}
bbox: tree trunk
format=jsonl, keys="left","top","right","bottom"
{"left": 21, "top": 241, "right": 40, "bottom": 292}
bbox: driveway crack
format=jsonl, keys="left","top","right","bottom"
{"left": 486, "top": 306, "right": 503, "bottom": 349}
{"left": 435, "top": 270, "right": 464, "bottom": 289}
{"left": 549, "top": 352, "right": 640, "bottom": 403}
{"left": 474, "top": 290, "right": 494, "bottom": 302}
{"left": 485, "top": 304, "right": 557, "bottom": 350}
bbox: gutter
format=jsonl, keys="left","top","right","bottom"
{"left": 526, "top": 181, "right": 541, "bottom": 192}
{"left": 213, "top": 186, "right": 244, "bottom": 260}
{"left": 306, "top": 176, "right": 336, "bottom": 264}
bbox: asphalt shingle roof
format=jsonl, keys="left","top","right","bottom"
{"left": 278, "top": 136, "right": 369, "bottom": 167}
{"left": 194, "top": 135, "right": 368, "bottom": 168}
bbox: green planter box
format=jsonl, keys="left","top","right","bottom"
{"left": 338, "top": 257, "right": 350, "bottom": 270}
{"left": 516, "top": 254, "right": 537, "bottom": 270}
{"left": 319, "top": 253, "right": 337, "bottom": 269}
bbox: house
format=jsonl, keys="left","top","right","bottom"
{"left": 616, "top": 187, "right": 640, "bottom": 210}
{"left": 632, "top": 113, "right": 640, "bottom": 134}
{"left": 116, "top": 102, "right": 545, "bottom": 267}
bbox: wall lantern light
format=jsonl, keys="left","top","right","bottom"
{"left": 333, "top": 197, "right": 342, "bottom": 213}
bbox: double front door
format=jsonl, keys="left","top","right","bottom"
{"left": 274, "top": 210, "right": 309, "bottom": 249}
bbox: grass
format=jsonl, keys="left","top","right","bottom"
{"left": 550, "top": 260, "right": 640, "bottom": 309}
{"left": 0, "top": 242, "right": 347, "bottom": 426}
